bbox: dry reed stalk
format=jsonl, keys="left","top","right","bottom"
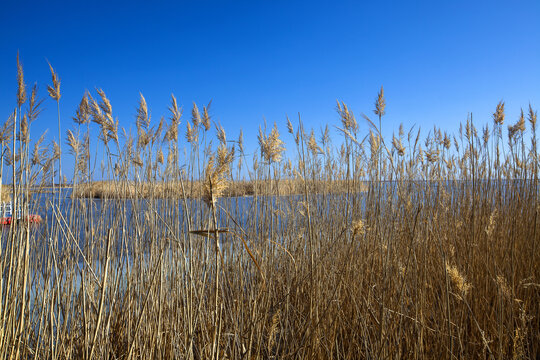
{"left": 88, "top": 229, "right": 111, "bottom": 360}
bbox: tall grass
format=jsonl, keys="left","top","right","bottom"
{"left": 0, "top": 56, "right": 538, "bottom": 359}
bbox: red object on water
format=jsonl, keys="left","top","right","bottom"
{"left": 0, "top": 214, "right": 42, "bottom": 226}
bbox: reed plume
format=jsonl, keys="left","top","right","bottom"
{"left": 493, "top": 101, "right": 505, "bottom": 125}
{"left": 46, "top": 62, "right": 61, "bottom": 101}
{"left": 16, "top": 52, "right": 26, "bottom": 107}
{"left": 258, "top": 123, "right": 285, "bottom": 163}
{"left": 374, "top": 85, "right": 386, "bottom": 117}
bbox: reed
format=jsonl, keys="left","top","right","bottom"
{"left": 0, "top": 55, "right": 538, "bottom": 359}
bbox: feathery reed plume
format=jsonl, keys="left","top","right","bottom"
{"left": 483, "top": 125, "right": 490, "bottom": 146}
{"left": 96, "top": 88, "right": 113, "bottom": 122}
{"left": 0, "top": 113, "right": 14, "bottom": 144}
{"left": 94, "top": 89, "right": 118, "bottom": 143}
{"left": 156, "top": 148, "right": 164, "bottom": 164}
{"left": 153, "top": 116, "right": 164, "bottom": 144}
{"left": 203, "top": 153, "right": 231, "bottom": 206}
{"left": 166, "top": 94, "right": 182, "bottom": 142}
{"left": 369, "top": 130, "right": 379, "bottom": 159}
{"left": 191, "top": 102, "right": 201, "bottom": 127}
{"left": 352, "top": 218, "right": 366, "bottom": 238}
{"left": 528, "top": 104, "right": 537, "bottom": 127}
{"left": 238, "top": 129, "right": 244, "bottom": 153}
{"left": 516, "top": 109, "right": 526, "bottom": 133}
{"left": 47, "top": 61, "right": 61, "bottom": 101}
{"left": 20, "top": 114, "right": 29, "bottom": 144}
{"left": 286, "top": 116, "right": 294, "bottom": 134}
{"left": 337, "top": 101, "right": 358, "bottom": 133}
{"left": 90, "top": 97, "right": 104, "bottom": 125}
{"left": 392, "top": 134, "right": 405, "bottom": 156}
{"left": 508, "top": 124, "right": 518, "bottom": 142}
{"left": 73, "top": 92, "right": 91, "bottom": 125}
{"left": 308, "top": 130, "right": 322, "bottom": 155}
{"left": 31, "top": 131, "right": 47, "bottom": 166}
{"left": 132, "top": 153, "right": 143, "bottom": 168}
{"left": 16, "top": 52, "right": 26, "bottom": 107}
{"left": 446, "top": 262, "right": 471, "bottom": 296}
{"left": 66, "top": 129, "right": 80, "bottom": 157}
{"left": 485, "top": 209, "right": 497, "bottom": 237}
{"left": 202, "top": 103, "right": 211, "bottom": 131}
{"left": 185, "top": 121, "right": 195, "bottom": 143}
{"left": 321, "top": 124, "right": 330, "bottom": 146}
{"left": 217, "top": 124, "right": 226, "bottom": 145}
{"left": 4, "top": 146, "right": 12, "bottom": 166}
{"left": 136, "top": 93, "right": 150, "bottom": 130}
{"left": 52, "top": 140, "right": 61, "bottom": 161}
{"left": 493, "top": 101, "right": 505, "bottom": 125}
{"left": 374, "top": 85, "right": 386, "bottom": 117}
{"left": 258, "top": 123, "right": 285, "bottom": 163}
{"left": 443, "top": 132, "right": 451, "bottom": 149}
{"left": 28, "top": 84, "right": 44, "bottom": 121}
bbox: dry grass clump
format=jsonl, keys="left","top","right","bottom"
{"left": 0, "top": 56, "right": 539, "bottom": 359}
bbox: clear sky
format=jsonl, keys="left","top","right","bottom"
{"left": 1, "top": 0, "right": 540, "bottom": 175}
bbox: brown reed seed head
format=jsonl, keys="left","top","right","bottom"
{"left": 0, "top": 112, "right": 14, "bottom": 143}
{"left": 339, "top": 102, "right": 358, "bottom": 132}
{"left": 136, "top": 93, "right": 150, "bottom": 129}
{"left": 443, "top": 133, "right": 451, "bottom": 149}
{"left": 156, "top": 149, "right": 164, "bottom": 164}
{"left": 47, "top": 62, "right": 61, "bottom": 101}
{"left": 217, "top": 144, "right": 234, "bottom": 169}
{"left": 185, "top": 121, "right": 195, "bottom": 143}
{"left": 202, "top": 106, "right": 211, "bottom": 131}
{"left": 28, "top": 84, "right": 44, "bottom": 121}
{"left": 203, "top": 154, "right": 231, "bottom": 206}
{"left": 20, "top": 114, "right": 29, "bottom": 143}
{"left": 96, "top": 89, "right": 113, "bottom": 123}
{"left": 352, "top": 219, "right": 366, "bottom": 238}
{"left": 153, "top": 116, "right": 164, "bottom": 143}
{"left": 493, "top": 101, "right": 505, "bottom": 125}
{"left": 191, "top": 102, "right": 201, "bottom": 127}
{"left": 374, "top": 86, "right": 386, "bottom": 117}
{"left": 66, "top": 129, "right": 80, "bottom": 156}
{"left": 17, "top": 52, "right": 27, "bottom": 107}
{"left": 308, "top": 130, "right": 322, "bottom": 155}
{"left": 259, "top": 123, "right": 285, "bottom": 163}
{"left": 392, "top": 134, "right": 405, "bottom": 156}
{"left": 482, "top": 126, "right": 489, "bottom": 146}
{"left": 52, "top": 140, "right": 61, "bottom": 160}
{"left": 528, "top": 104, "right": 537, "bottom": 128}
{"left": 132, "top": 153, "right": 143, "bottom": 167}
{"left": 516, "top": 109, "right": 526, "bottom": 133}
{"left": 217, "top": 124, "right": 226, "bottom": 145}
{"left": 369, "top": 130, "right": 379, "bottom": 157}
{"left": 446, "top": 262, "right": 471, "bottom": 296}
{"left": 167, "top": 94, "right": 182, "bottom": 140}
{"left": 286, "top": 116, "right": 294, "bottom": 134}
{"left": 508, "top": 125, "right": 517, "bottom": 141}
{"left": 90, "top": 98, "right": 104, "bottom": 125}
{"left": 74, "top": 93, "right": 90, "bottom": 125}
{"left": 238, "top": 129, "right": 244, "bottom": 153}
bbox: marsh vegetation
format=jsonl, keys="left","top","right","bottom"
{"left": 0, "top": 56, "right": 539, "bottom": 359}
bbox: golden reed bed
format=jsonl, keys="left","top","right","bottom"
{"left": 0, "top": 55, "right": 538, "bottom": 359}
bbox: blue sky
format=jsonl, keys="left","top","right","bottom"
{"left": 1, "top": 0, "right": 539, "bottom": 175}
